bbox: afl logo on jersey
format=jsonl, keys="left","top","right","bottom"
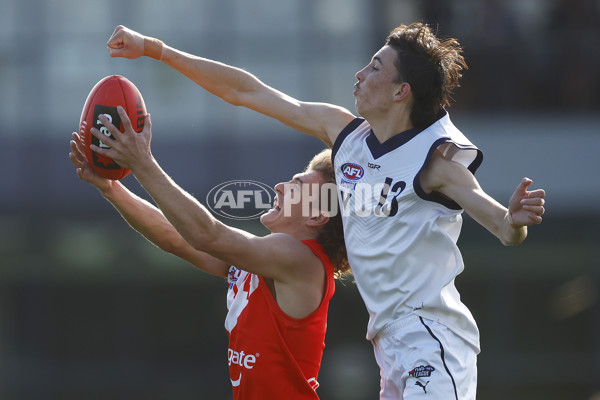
{"left": 341, "top": 163, "right": 364, "bottom": 180}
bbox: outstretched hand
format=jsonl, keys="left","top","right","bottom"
{"left": 107, "top": 25, "right": 145, "bottom": 59}
{"left": 508, "top": 178, "right": 546, "bottom": 227}
{"left": 89, "top": 106, "right": 153, "bottom": 172}
{"left": 69, "top": 132, "right": 112, "bottom": 192}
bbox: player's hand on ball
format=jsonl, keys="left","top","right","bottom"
{"left": 89, "top": 106, "right": 153, "bottom": 172}
{"left": 508, "top": 177, "right": 546, "bottom": 227}
{"left": 107, "top": 25, "right": 145, "bottom": 59}
{"left": 69, "top": 132, "right": 112, "bottom": 192}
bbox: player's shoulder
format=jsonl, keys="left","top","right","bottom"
{"left": 331, "top": 116, "right": 369, "bottom": 157}
{"left": 432, "top": 110, "right": 477, "bottom": 146}
{"left": 264, "top": 233, "right": 326, "bottom": 283}
{"left": 260, "top": 233, "right": 320, "bottom": 262}
{"left": 420, "top": 149, "right": 472, "bottom": 194}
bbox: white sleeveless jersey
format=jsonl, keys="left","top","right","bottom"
{"left": 332, "top": 111, "right": 483, "bottom": 349}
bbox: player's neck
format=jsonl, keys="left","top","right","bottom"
{"left": 367, "top": 110, "right": 414, "bottom": 144}
{"left": 268, "top": 223, "right": 319, "bottom": 242}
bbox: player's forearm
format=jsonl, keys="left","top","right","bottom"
{"left": 131, "top": 157, "right": 223, "bottom": 252}
{"left": 499, "top": 211, "right": 527, "bottom": 246}
{"left": 472, "top": 204, "right": 527, "bottom": 246}
{"left": 101, "top": 181, "right": 185, "bottom": 254}
{"left": 147, "top": 37, "right": 348, "bottom": 144}
{"left": 460, "top": 188, "right": 527, "bottom": 246}
{"left": 101, "top": 180, "right": 229, "bottom": 276}
{"left": 158, "top": 44, "right": 263, "bottom": 107}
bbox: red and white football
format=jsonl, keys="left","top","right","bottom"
{"left": 79, "top": 75, "right": 146, "bottom": 180}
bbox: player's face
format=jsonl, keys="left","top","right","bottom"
{"left": 261, "top": 170, "right": 324, "bottom": 234}
{"left": 354, "top": 46, "right": 402, "bottom": 118}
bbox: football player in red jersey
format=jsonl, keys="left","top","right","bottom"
{"left": 69, "top": 107, "right": 349, "bottom": 399}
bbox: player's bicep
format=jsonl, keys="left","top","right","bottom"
{"left": 427, "top": 156, "right": 507, "bottom": 235}
{"left": 200, "top": 226, "right": 314, "bottom": 282}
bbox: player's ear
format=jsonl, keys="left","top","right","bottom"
{"left": 306, "top": 212, "right": 330, "bottom": 228}
{"left": 393, "top": 82, "right": 411, "bottom": 102}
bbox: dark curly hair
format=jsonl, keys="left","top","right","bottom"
{"left": 305, "top": 148, "right": 351, "bottom": 279}
{"left": 386, "top": 22, "right": 467, "bottom": 130}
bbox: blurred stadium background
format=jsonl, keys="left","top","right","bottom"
{"left": 1, "top": 0, "right": 599, "bottom": 398}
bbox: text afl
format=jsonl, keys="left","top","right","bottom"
{"left": 207, "top": 180, "right": 276, "bottom": 220}
{"left": 341, "top": 163, "right": 364, "bottom": 180}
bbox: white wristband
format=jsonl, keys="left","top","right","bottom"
{"left": 144, "top": 37, "right": 164, "bottom": 61}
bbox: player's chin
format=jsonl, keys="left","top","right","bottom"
{"left": 354, "top": 99, "right": 366, "bottom": 118}
{"left": 260, "top": 207, "right": 280, "bottom": 229}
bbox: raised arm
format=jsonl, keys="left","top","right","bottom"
{"left": 86, "top": 108, "right": 322, "bottom": 287}
{"left": 69, "top": 132, "right": 229, "bottom": 277}
{"left": 106, "top": 25, "right": 356, "bottom": 146}
{"left": 421, "top": 152, "right": 546, "bottom": 246}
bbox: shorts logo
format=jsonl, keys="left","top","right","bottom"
{"left": 409, "top": 365, "right": 435, "bottom": 378}
{"left": 341, "top": 163, "right": 364, "bottom": 180}
{"left": 415, "top": 381, "right": 430, "bottom": 393}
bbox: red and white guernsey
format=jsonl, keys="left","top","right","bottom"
{"left": 225, "top": 240, "right": 335, "bottom": 400}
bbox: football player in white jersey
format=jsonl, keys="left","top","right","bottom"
{"left": 106, "top": 23, "right": 546, "bottom": 399}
